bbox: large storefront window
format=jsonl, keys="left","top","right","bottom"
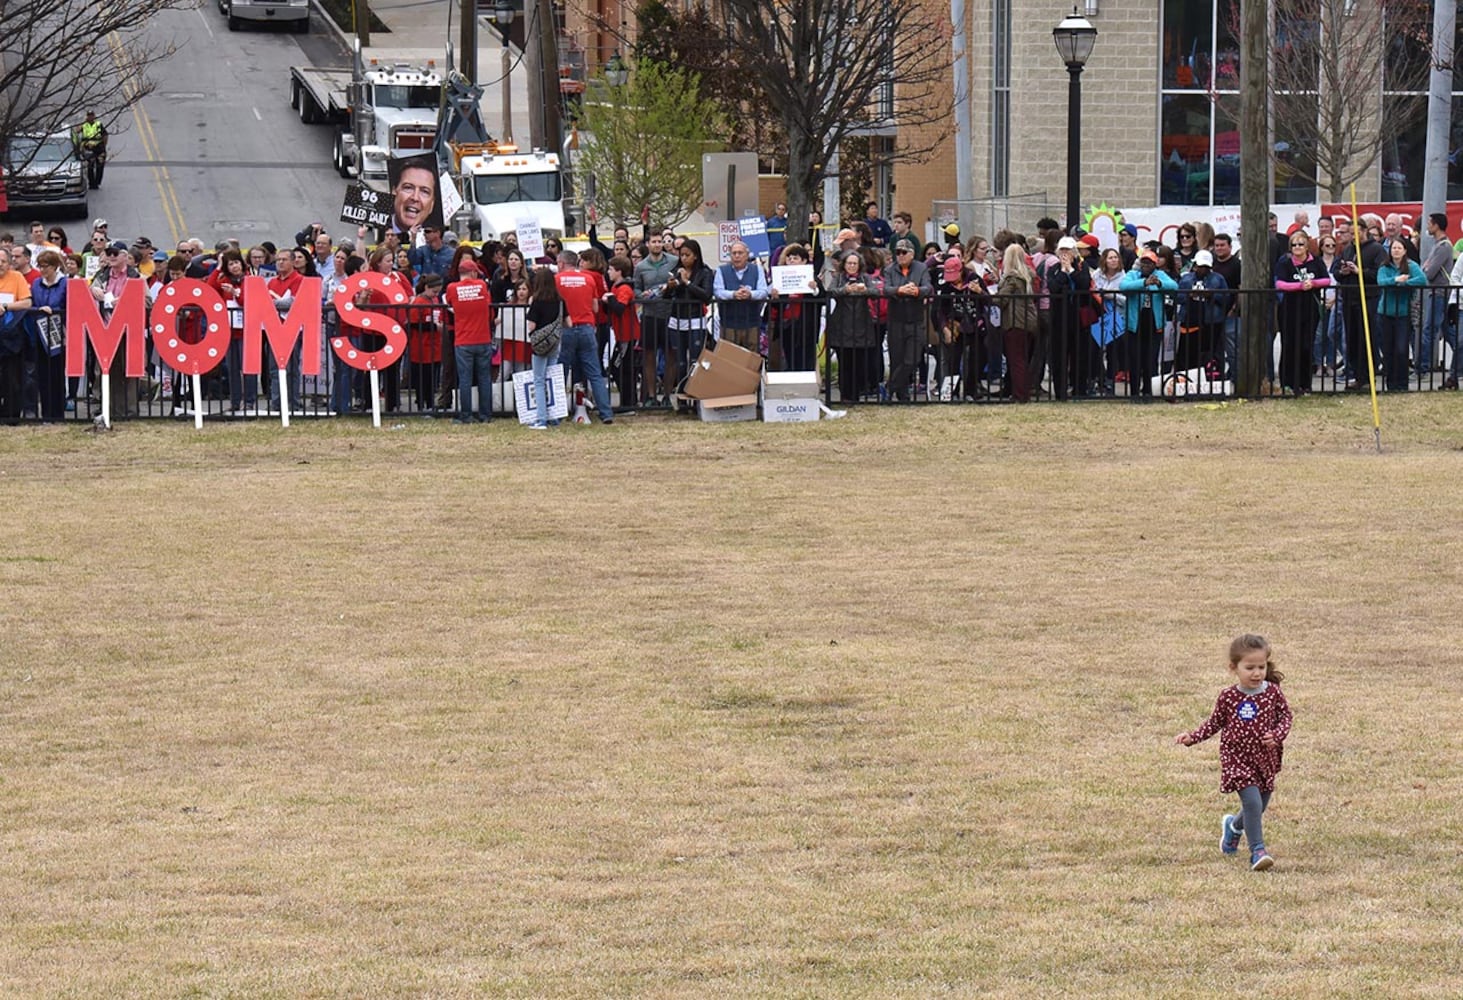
{"left": 1382, "top": 1, "right": 1463, "bottom": 202}
{"left": 1161, "top": 0, "right": 1323, "bottom": 205}
{"left": 1160, "top": 95, "right": 1211, "bottom": 206}
{"left": 1160, "top": 0, "right": 1241, "bottom": 204}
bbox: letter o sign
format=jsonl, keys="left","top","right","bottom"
{"left": 153, "top": 278, "right": 231, "bottom": 376}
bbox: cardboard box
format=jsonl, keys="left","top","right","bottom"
{"left": 697, "top": 394, "right": 759, "bottom": 422}
{"left": 762, "top": 370, "right": 820, "bottom": 423}
{"left": 685, "top": 339, "right": 763, "bottom": 400}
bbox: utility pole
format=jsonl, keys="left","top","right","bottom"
{"left": 537, "top": 0, "right": 561, "bottom": 153}
{"left": 1421, "top": 0, "right": 1455, "bottom": 258}
{"left": 355, "top": 0, "right": 371, "bottom": 46}
{"left": 460, "top": 0, "right": 477, "bottom": 83}
{"left": 525, "top": 0, "right": 560, "bottom": 152}
{"left": 1238, "top": 0, "right": 1269, "bottom": 398}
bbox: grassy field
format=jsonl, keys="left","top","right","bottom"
{"left": 2, "top": 398, "right": 1461, "bottom": 998}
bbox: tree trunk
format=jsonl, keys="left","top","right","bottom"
{"left": 1239, "top": 0, "right": 1270, "bottom": 398}
{"left": 784, "top": 129, "right": 819, "bottom": 246}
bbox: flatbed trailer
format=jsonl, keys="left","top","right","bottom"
{"left": 288, "top": 66, "right": 351, "bottom": 126}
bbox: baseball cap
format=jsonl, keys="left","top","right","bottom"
{"left": 152, "top": 250, "right": 169, "bottom": 262}
{"left": 105, "top": 240, "right": 128, "bottom": 253}
{"left": 1121, "top": 223, "right": 1138, "bottom": 238}
{"left": 93, "top": 218, "right": 108, "bottom": 230}
{"left": 1078, "top": 234, "right": 1100, "bottom": 248}
{"left": 834, "top": 228, "right": 858, "bottom": 243}
{"left": 942, "top": 222, "right": 961, "bottom": 238}
{"left": 1140, "top": 250, "right": 1159, "bottom": 263}
{"left": 458, "top": 258, "right": 480, "bottom": 274}
{"left": 1194, "top": 250, "right": 1214, "bottom": 267}
{"left": 1056, "top": 236, "right": 1078, "bottom": 251}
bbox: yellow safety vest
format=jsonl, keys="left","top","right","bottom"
{"left": 80, "top": 120, "right": 103, "bottom": 141}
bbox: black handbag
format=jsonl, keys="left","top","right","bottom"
{"left": 529, "top": 307, "right": 563, "bottom": 357}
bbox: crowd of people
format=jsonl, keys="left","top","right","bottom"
{"left": 1, "top": 203, "right": 1460, "bottom": 424}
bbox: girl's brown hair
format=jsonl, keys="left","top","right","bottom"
{"left": 529, "top": 265, "right": 559, "bottom": 303}
{"left": 1229, "top": 633, "right": 1283, "bottom": 683}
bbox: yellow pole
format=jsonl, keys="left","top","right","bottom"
{"left": 1349, "top": 184, "right": 1382, "bottom": 452}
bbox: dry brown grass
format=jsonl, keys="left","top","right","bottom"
{"left": 2, "top": 397, "right": 1461, "bottom": 998}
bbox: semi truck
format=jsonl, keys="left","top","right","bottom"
{"left": 290, "top": 46, "right": 575, "bottom": 244}
{"left": 289, "top": 42, "right": 443, "bottom": 190}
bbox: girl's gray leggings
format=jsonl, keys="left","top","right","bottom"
{"left": 1232, "top": 785, "right": 1271, "bottom": 852}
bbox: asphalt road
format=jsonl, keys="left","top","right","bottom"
{"left": 83, "top": 3, "right": 355, "bottom": 251}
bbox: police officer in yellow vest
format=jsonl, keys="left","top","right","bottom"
{"left": 77, "top": 112, "right": 107, "bottom": 190}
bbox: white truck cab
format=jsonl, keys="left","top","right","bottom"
{"left": 458, "top": 147, "right": 567, "bottom": 245}
{"left": 337, "top": 57, "right": 442, "bottom": 189}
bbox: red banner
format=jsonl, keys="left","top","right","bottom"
{"left": 1320, "top": 201, "right": 1463, "bottom": 238}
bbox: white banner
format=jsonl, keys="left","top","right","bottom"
{"left": 512, "top": 364, "right": 569, "bottom": 425}
{"left": 770, "top": 264, "right": 816, "bottom": 295}
{"left": 517, "top": 218, "right": 544, "bottom": 260}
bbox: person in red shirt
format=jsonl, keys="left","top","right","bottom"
{"left": 265, "top": 247, "right": 308, "bottom": 412}
{"left": 603, "top": 255, "right": 639, "bottom": 412}
{"left": 554, "top": 250, "right": 614, "bottom": 423}
{"left": 407, "top": 274, "right": 444, "bottom": 411}
{"left": 360, "top": 248, "right": 411, "bottom": 412}
{"left": 8, "top": 246, "right": 41, "bottom": 286}
{"left": 445, "top": 258, "right": 494, "bottom": 423}
{"left": 207, "top": 250, "right": 254, "bottom": 414}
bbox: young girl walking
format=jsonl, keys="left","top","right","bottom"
{"left": 1175, "top": 634, "right": 1293, "bottom": 871}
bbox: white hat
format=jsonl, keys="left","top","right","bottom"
{"left": 1194, "top": 250, "right": 1214, "bottom": 267}
{"left": 1057, "top": 236, "right": 1078, "bottom": 251}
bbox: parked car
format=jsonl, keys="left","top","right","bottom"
{"left": 0, "top": 131, "right": 88, "bottom": 218}
{"left": 218, "top": 0, "right": 309, "bottom": 33}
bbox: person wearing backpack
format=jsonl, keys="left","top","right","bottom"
{"left": 1029, "top": 231, "right": 1059, "bottom": 397}
{"left": 861, "top": 248, "right": 890, "bottom": 398}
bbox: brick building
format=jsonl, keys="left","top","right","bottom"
{"left": 560, "top": 0, "right": 1462, "bottom": 239}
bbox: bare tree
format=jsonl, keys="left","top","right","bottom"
{"left": 623, "top": 0, "right": 787, "bottom": 170}
{"left": 0, "top": 0, "right": 186, "bottom": 174}
{"left": 1242, "top": 0, "right": 1434, "bottom": 201}
{"left": 719, "top": 0, "right": 953, "bottom": 245}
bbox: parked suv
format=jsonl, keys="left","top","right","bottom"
{"left": 219, "top": 0, "right": 309, "bottom": 32}
{"left": 0, "top": 132, "right": 88, "bottom": 218}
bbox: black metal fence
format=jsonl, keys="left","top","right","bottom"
{"left": 5, "top": 284, "right": 1459, "bottom": 424}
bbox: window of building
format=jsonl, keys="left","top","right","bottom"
{"left": 1160, "top": 0, "right": 1239, "bottom": 204}
{"left": 1161, "top": 0, "right": 1324, "bottom": 205}
{"left": 1380, "top": 0, "right": 1463, "bottom": 202}
{"left": 991, "top": 0, "right": 1011, "bottom": 196}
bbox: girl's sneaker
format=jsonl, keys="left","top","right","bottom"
{"left": 1250, "top": 849, "right": 1274, "bottom": 871}
{"left": 1221, "top": 814, "right": 1241, "bottom": 855}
